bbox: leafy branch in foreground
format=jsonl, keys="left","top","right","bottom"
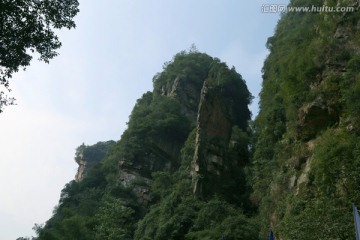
{"left": 0, "top": 0, "right": 80, "bottom": 112}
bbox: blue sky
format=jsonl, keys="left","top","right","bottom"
{"left": 0, "top": 1, "right": 286, "bottom": 239}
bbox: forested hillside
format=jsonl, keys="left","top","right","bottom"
{"left": 252, "top": 0, "right": 360, "bottom": 239}
{"left": 18, "top": 0, "right": 360, "bottom": 239}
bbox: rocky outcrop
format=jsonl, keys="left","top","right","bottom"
{"left": 118, "top": 57, "right": 209, "bottom": 205}
{"left": 161, "top": 75, "right": 204, "bottom": 124}
{"left": 192, "top": 82, "right": 237, "bottom": 198}
{"left": 118, "top": 134, "right": 184, "bottom": 206}
{"left": 119, "top": 160, "right": 154, "bottom": 206}
{"left": 117, "top": 52, "right": 251, "bottom": 206}
{"left": 75, "top": 151, "right": 87, "bottom": 182}
{"left": 74, "top": 141, "right": 115, "bottom": 182}
{"left": 297, "top": 102, "right": 338, "bottom": 140}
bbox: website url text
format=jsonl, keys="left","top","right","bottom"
{"left": 261, "top": 4, "right": 355, "bottom": 13}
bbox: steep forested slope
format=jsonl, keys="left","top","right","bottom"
{"left": 252, "top": 0, "right": 360, "bottom": 239}
{"left": 28, "top": 50, "right": 256, "bottom": 240}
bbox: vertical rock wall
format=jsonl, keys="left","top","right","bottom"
{"left": 192, "top": 83, "right": 233, "bottom": 197}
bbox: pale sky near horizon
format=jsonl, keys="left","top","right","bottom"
{"left": 0, "top": 1, "right": 286, "bottom": 239}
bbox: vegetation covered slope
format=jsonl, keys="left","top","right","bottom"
{"left": 252, "top": 0, "right": 360, "bottom": 239}
{"left": 26, "top": 50, "right": 255, "bottom": 240}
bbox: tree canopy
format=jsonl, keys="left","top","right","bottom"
{"left": 0, "top": 0, "right": 79, "bottom": 112}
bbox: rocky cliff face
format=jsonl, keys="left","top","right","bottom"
{"left": 75, "top": 150, "right": 86, "bottom": 182}
{"left": 191, "top": 71, "right": 252, "bottom": 203}
{"left": 119, "top": 64, "right": 208, "bottom": 207}
{"left": 160, "top": 75, "right": 201, "bottom": 122}
{"left": 117, "top": 51, "right": 251, "bottom": 206}
{"left": 192, "top": 83, "right": 233, "bottom": 197}
{"left": 74, "top": 141, "right": 115, "bottom": 182}
{"left": 117, "top": 53, "right": 211, "bottom": 206}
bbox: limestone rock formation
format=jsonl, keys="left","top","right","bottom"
{"left": 74, "top": 141, "right": 115, "bottom": 182}
{"left": 192, "top": 83, "right": 233, "bottom": 197}
{"left": 75, "top": 151, "right": 87, "bottom": 182}
{"left": 117, "top": 52, "right": 251, "bottom": 205}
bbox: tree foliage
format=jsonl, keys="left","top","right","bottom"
{"left": 0, "top": 0, "right": 79, "bottom": 112}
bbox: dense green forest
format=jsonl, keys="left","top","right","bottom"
{"left": 18, "top": 0, "right": 360, "bottom": 239}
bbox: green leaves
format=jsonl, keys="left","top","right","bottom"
{"left": 186, "top": 199, "right": 259, "bottom": 240}
{"left": 0, "top": 0, "right": 79, "bottom": 112}
{"left": 280, "top": 198, "right": 354, "bottom": 240}
{"left": 312, "top": 129, "right": 360, "bottom": 199}
{"left": 94, "top": 198, "right": 135, "bottom": 240}
{"left": 152, "top": 51, "right": 213, "bottom": 96}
